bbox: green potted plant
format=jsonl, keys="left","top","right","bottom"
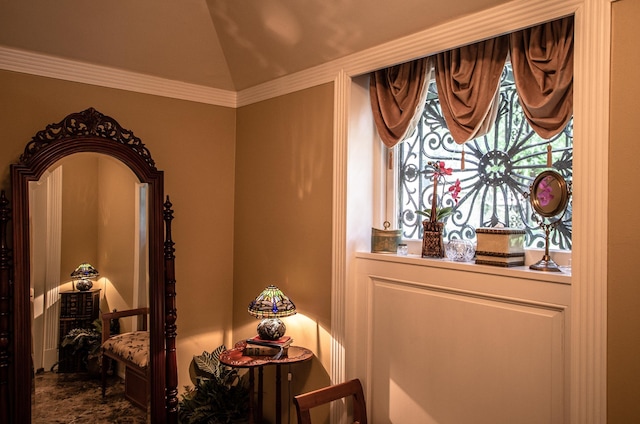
{"left": 60, "top": 318, "right": 103, "bottom": 374}
{"left": 179, "top": 345, "right": 250, "bottom": 424}
{"left": 416, "top": 161, "right": 461, "bottom": 257}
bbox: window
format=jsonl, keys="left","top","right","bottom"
{"left": 396, "top": 63, "right": 573, "bottom": 250}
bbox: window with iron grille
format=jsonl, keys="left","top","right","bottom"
{"left": 397, "top": 63, "right": 573, "bottom": 250}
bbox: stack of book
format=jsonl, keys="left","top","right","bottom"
{"left": 243, "top": 335, "right": 293, "bottom": 358}
{"left": 475, "top": 227, "right": 526, "bottom": 267}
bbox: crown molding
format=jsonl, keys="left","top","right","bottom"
{"left": 0, "top": 45, "right": 237, "bottom": 108}
{"left": 236, "top": 0, "right": 581, "bottom": 107}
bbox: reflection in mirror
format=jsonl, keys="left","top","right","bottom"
{"left": 4, "top": 107, "right": 177, "bottom": 424}
{"left": 528, "top": 169, "right": 572, "bottom": 272}
{"left": 30, "top": 153, "right": 150, "bottom": 421}
{"left": 530, "top": 170, "right": 570, "bottom": 218}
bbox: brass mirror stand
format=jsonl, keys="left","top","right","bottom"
{"left": 527, "top": 170, "right": 572, "bottom": 273}
{"left": 529, "top": 220, "right": 562, "bottom": 272}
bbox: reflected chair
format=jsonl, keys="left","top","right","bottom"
{"left": 101, "top": 307, "right": 150, "bottom": 410}
{"left": 294, "top": 378, "right": 367, "bottom": 424}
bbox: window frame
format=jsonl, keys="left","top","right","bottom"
{"left": 384, "top": 60, "right": 574, "bottom": 267}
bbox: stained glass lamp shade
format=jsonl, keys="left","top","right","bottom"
{"left": 247, "top": 285, "right": 296, "bottom": 340}
{"left": 70, "top": 262, "right": 99, "bottom": 291}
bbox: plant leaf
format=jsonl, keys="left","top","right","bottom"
{"left": 211, "top": 344, "right": 226, "bottom": 362}
{"left": 437, "top": 206, "right": 453, "bottom": 220}
{"left": 193, "top": 351, "right": 218, "bottom": 377}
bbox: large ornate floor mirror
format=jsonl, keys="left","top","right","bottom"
{"left": 0, "top": 108, "right": 178, "bottom": 423}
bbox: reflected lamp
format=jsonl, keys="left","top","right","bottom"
{"left": 70, "top": 262, "right": 99, "bottom": 291}
{"left": 248, "top": 285, "right": 296, "bottom": 340}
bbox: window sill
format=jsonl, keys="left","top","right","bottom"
{"left": 355, "top": 251, "right": 571, "bottom": 286}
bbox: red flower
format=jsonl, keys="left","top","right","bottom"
{"left": 448, "top": 179, "right": 461, "bottom": 204}
{"left": 417, "top": 161, "right": 462, "bottom": 222}
{"left": 436, "top": 161, "right": 453, "bottom": 177}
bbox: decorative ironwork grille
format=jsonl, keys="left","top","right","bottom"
{"left": 398, "top": 64, "right": 573, "bottom": 250}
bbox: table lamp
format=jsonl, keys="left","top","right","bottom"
{"left": 70, "top": 262, "right": 99, "bottom": 291}
{"left": 248, "top": 285, "right": 296, "bottom": 340}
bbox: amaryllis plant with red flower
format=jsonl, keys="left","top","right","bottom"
{"left": 416, "top": 161, "right": 461, "bottom": 222}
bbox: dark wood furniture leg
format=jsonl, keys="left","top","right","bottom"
{"left": 276, "top": 364, "right": 282, "bottom": 424}
{"left": 248, "top": 368, "right": 255, "bottom": 424}
{"left": 101, "top": 356, "right": 109, "bottom": 397}
{"left": 258, "top": 366, "right": 264, "bottom": 423}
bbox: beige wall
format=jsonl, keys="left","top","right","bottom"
{"left": 609, "top": 1, "right": 640, "bottom": 422}
{"left": 97, "top": 155, "right": 137, "bottom": 327}
{"left": 234, "top": 83, "right": 334, "bottom": 422}
{"left": 58, "top": 153, "right": 139, "bottom": 330}
{"left": 59, "top": 154, "right": 99, "bottom": 292}
{"left": 0, "top": 69, "right": 237, "bottom": 391}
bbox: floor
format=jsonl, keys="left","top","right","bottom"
{"left": 32, "top": 371, "right": 148, "bottom": 423}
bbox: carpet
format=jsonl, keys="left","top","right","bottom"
{"left": 32, "top": 371, "right": 148, "bottom": 423}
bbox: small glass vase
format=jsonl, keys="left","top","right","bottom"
{"left": 445, "top": 239, "right": 476, "bottom": 262}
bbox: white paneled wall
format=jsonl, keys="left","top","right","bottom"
{"left": 349, "top": 254, "right": 570, "bottom": 424}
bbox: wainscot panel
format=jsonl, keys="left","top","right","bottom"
{"left": 348, "top": 254, "right": 570, "bottom": 424}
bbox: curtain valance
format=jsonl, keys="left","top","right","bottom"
{"left": 369, "top": 16, "right": 574, "bottom": 146}
{"left": 510, "top": 17, "right": 574, "bottom": 139}
{"left": 369, "top": 57, "right": 432, "bottom": 148}
{"left": 435, "top": 36, "right": 509, "bottom": 144}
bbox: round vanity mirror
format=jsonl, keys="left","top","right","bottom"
{"left": 530, "top": 170, "right": 570, "bottom": 218}
{"left": 528, "top": 169, "right": 571, "bottom": 272}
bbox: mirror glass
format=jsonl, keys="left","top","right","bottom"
{"left": 30, "top": 153, "right": 150, "bottom": 421}
{"left": 530, "top": 170, "right": 569, "bottom": 218}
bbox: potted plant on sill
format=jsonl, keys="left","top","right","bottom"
{"left": 416, "top": 161, "right": 461, "bottom": 258}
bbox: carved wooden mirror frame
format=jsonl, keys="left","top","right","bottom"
{"left": 0, "top": 108, "right": 178, "bottom": 423}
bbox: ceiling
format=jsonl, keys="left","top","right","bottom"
{"left": 0, "top": 0, "right": 510, "bottom": 92}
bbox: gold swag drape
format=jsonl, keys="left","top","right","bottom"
{"left": 370, "top": 16, "right": 574, "bottom": 146}
{"left": 369, "top": 57, "right": 432, "bottom": 148}
{"left": 510, "top": 17, "right": 574, "bottom": 139}
{"left": 435, "top": 36, "right": 509, "bottom": 144}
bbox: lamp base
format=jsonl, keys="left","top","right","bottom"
{"left": 75, "top": 279, "right": 93, "bottom": 291}
{"left": 257, "top": 318, "right": 286, "bottom": 340}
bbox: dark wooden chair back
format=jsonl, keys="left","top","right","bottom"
{"left": 101, "top": 307, "right": 149, "bottom": 343}
{"left": 294, "top": 378, "right": 367, "bottom": 424}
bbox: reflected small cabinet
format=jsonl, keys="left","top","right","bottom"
{"left": 58, "top": 289, "right": 101, "bottom": 373}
